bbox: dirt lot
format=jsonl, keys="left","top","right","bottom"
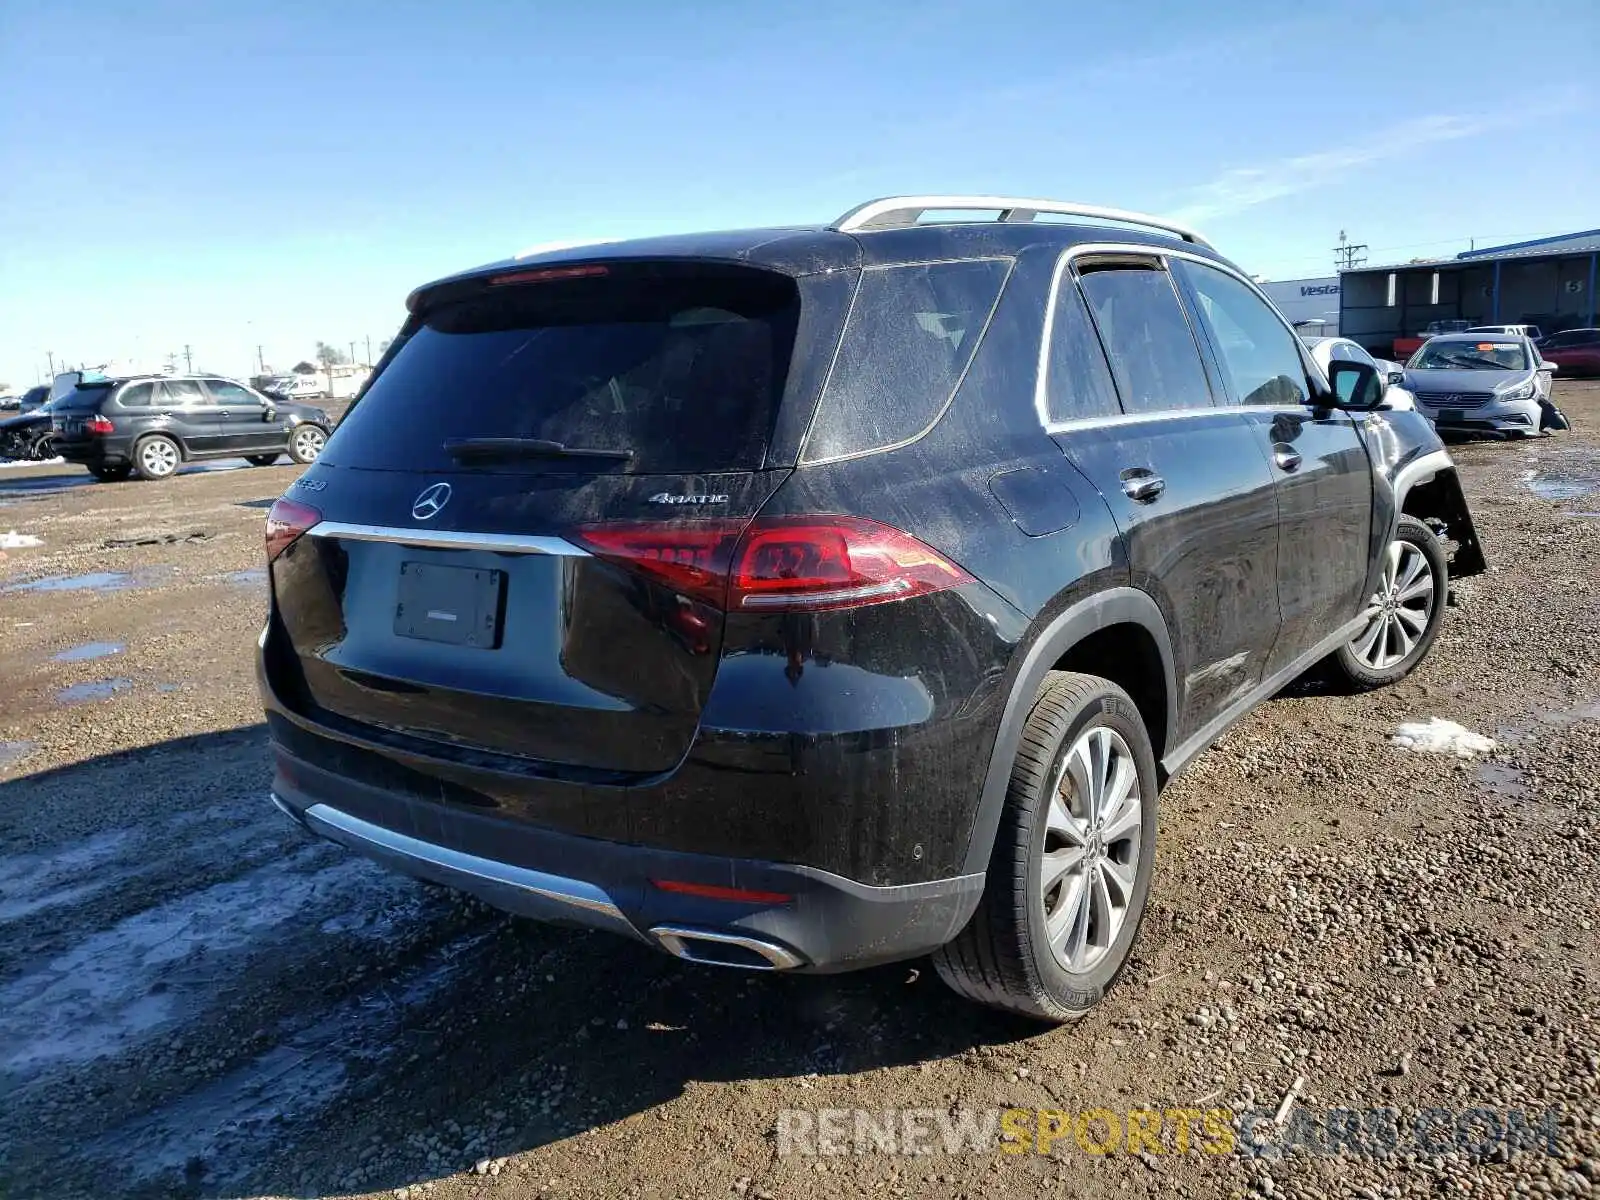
{"left": 1, "top": 385, "right": 1597, "bottom": 1200}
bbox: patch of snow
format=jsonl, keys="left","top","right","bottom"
{"left": 0, "top": 457, "right": 64, "bottom": 469}
{"left": 0, "top": 531, "right": 42, "bottom": 548}
{"left": 1392, "top": 717, "right": 1496, "bottom": 758}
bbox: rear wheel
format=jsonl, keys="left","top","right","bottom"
{"left": 1328, "top": 515, "right": 1446, "bottom": 690}
{"left": 132, "top": 435, "right": 181, "bottom": 481}
{"left": 933, "top": 671, "right": 1158, "bottom": 1022}
{"left": 288, "top": 424, "right": 326, "bottom": 465}
{"left": 30, "top": 433, "right": 58, "bottom": 461}
{"left": 246, "top": 454, "right": 281, "bottom": 466}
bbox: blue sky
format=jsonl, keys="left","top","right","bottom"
{"left": 1, "top": 0, "right": 1595, "bottom": 387}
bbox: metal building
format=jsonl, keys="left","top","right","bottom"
{"left": 1338, "top": 229, "right": 1600, "bottom": 357}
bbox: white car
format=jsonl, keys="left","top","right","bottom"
{"left": 1302, "top": 336, "right": 1416, "bottom": 412}
{"left": 282, "top": 375, "right": 325, "bottom": 400}
{"left": 1467, "top": 324, "right": 1543, "bottom": 345}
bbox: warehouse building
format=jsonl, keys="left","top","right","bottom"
{"left": 1338, "top": 229, "right": 1600, "bottom": 357}
{"left": 1259, "top": 276, "right": 1341, "bottom": 335}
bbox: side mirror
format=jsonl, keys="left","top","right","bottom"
{"left": 1327, "top": 360, "right": 1384, "bottom": 410}
{"left": 262, "top": 405, "right": 277, "bottom": 421}
{"left": 1539, "top": 361, "right": 1558, "bottom": 374}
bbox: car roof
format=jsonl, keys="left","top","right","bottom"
{"left": 406, "top": 218, "right": 1235, "bottom": 312}
{"left": 1423, "top": 332, "right": 1531, "bottom": 344}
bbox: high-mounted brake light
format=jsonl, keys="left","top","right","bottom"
{"left": 488, "top": 264, "right": 610, "bottom": 287}
{"left": 265, "top": 497, "right": 322, "bottom": 562}
{"left": 573, "top": 516, "right": 973, "bottom": 613}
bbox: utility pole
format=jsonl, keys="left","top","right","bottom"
{"left": 257, "top": 344, "right": 266, "bottom": 374}
{"left": 348, "top": 340, "right": 356, "bottom": 367}
{"left": 365, "top": 335, "right": 372, "bottom": 367}
{"left": 1332, "top": 230, "right": 1368, "bottom": 271}
{"left": 183, "top": 344, "right": 193, "bottom": 373}
{"left": 46, "top": 351, "right": 55, "bottom": 378}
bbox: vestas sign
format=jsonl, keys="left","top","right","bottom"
{"left": 1300, "top": 284, "right": 1340, "bottom": 297}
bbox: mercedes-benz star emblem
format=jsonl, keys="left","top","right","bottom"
{"left": 411, "top": 482, "right": 452, "bottom": 521}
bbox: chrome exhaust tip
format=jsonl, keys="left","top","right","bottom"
{"left": 650, "top": 924, "right": 805, "bottom": 971}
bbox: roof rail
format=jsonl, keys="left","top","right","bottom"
{"left": 829, "top": 195, "right": 1211, "bottom": 248}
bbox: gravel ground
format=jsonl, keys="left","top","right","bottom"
{"left": 0, "top": 383, "right": 1596, "bottom": 1200}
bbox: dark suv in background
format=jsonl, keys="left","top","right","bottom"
{"left": 260, "top": 195, "right": 1485, "bottom": 1020}
{"left": 52, "top": 374, "right": 331, "bottom": 480}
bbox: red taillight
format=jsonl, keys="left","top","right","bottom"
{"left": 489, "top": 264, "right": 609, "bottom": 287}
{"left": 85, "top": 416, "right": 114, "bottom": 435}
{"left": 651, "top": 879, "right": 792, "bottom": 905}
{"left": 573, "top": 516, "right": 973, "bottom": 613}
{"left": 265, "top": 497, "right": 322, "bottom": 562}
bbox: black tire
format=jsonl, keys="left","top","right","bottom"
{"left": 287, "top": 424, "right": 326, "bottom": 465}
{"left": 1328, "top": 515, "right": 1447, "bottom": 690}
{"left": 89, "top": 465, "right": 132, "bottom": 482}
{"left": 933, "top": 671, "right": 1159, "bottom": 1022}
{"left": 246, "top": 454, "right": 281, "bottom": 466}
{"left": 131, "top": 434, "right": 182, "bottom": 481}
{"left": 30, "top": 434, "right": 57, "bottom": 461}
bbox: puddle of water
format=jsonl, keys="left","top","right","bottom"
{"left": 155, "top": 682, "right": 183, "bottom": 693}
{"left": 52, "top": 641, "right": 127, "bottom": 663}
{"left": 1565, "top": 511, "right": 1600, "bottom": 519}
{"left": 5, "top": 571, "right": 135, "bottom": 594}
{"left": 0, "top": 849, "right": 381, "bottom": 1074}
{"left": 1522, "top": 460, "right": 1600, "bottom": 502}
{"left": 0, "top": 739, "right": 35, "bottom": 769}
{"left": 226, "top": 567, "right": 267, "bottom": 586}
{"left": 56, "top": 678, "right": 135, "bottom": 704}
{"left": 1475, "top": 762, "right": 1527, "bottom": 799}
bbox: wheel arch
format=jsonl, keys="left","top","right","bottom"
{"left": 1393, "top": 455, "right": 1487, "bottom": 578}
{"left": 959, "top": 588, "right": 1177, "bottom": 876}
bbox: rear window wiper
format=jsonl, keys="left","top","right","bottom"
{"left": 444, "top": 437, "right": 635, "bottom": 463}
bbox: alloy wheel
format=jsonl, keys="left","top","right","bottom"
{"left": 1348, "top": 539, "right": 1436, "bottom": 670}
{"left": 293, "top": 426, "right": 325, "bottom": 461}
{"left": 140, "top": 439, "right": 178, "bottom": 477}
{"left": 1039, "top": 725, "right": 1143, "bottom": 973}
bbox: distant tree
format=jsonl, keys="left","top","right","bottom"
{"left": 292, "top": 361, "right": 317, "bottom": 375}
{"left": 315, "top": 341, "right": 349, "bottom": 368}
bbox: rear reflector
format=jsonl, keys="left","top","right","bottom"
{"left": 573, "top": 515, "right": 973, "bottom": 613}
{"left": 265, "top": 497, "right": 322, "bottom": 562}
{"left": 651, "top": 879, "right": 793, "bottom": 905}
{"left": 489, "top": 264, "right": 609, "bottom": 287}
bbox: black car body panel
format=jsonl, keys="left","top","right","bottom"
{"left": 51, "top": 375, "right": 329, "bottom": 469}
{"left": 260, "top": 210, "right": 1486, "bottom": 972}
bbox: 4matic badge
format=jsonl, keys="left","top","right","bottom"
{"left": 648, "top": 492, "right": 729, "bottom": 506}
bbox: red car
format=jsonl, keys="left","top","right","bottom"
{"left": 1540, "top": 328, "right": 1600, "bottom": 377}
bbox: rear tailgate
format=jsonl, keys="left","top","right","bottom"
{"left": 269, "top": 261, "right": 812, "bottom": 776}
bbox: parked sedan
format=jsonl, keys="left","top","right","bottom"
{"left": 1403, "top": 334, "right": 1557, "bottom": 438}
{"left": 1538, "top": 328, "right": 1600, "bottom": 378}
{"left": 0, "top": 398, "right": 61, "bottom": 461}
{"left": 1304, "top": 336, "right": 1417, "bottom": 411}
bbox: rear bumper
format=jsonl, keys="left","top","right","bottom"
{"left": 57, "top": 436, "right": 135, "bottom": 465}
{"left": 269, "top": 749, "right": 983, "bottom": 972}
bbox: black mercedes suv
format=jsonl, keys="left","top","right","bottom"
{"left": 51, "top": 373, "right": 331, "bottom": 481}
{"left": 260, "top": 196, "right": 1486, "bottom": 1020}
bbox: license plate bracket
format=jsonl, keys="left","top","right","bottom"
{"left": 394, "top": 562, "right": 504, "bottom": 649}
{"left": 1440, "top": 408, "right": 1464, "bottom": 423}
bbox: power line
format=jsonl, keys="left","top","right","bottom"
{"left": 1332, "top": 231, "right": 1367, "bottom": 271}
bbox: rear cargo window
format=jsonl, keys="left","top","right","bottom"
{"left": 115, "top": 383, "right": 155, "bottom": 408}
{"left": 800, "top": 258, "right": 1010, "bottom": 463}
{"left": 323, "top": 265, "right": 799, "bottom": 474}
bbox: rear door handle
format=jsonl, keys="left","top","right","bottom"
{"left": 1119, "top": 467, "right": 1165, "bottom": 503}
{"left": 1272, "top": 444, "right": 1302, "bottom": 472}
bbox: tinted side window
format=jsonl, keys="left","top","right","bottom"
{"left": 117, "top": 383, "right": 155, "bottom": 408}
{"left": 161, "top": 380, "right": 205, "bottom": 406}
{"left": 1042, "top": 273, "right": 1120, "bottom": 424}
{"left": 802, "top": 258, "right": 1010, "bottom": 462}
{"left": 1179, "top": 261, "right": 1310, "bottom": 407}
{"left": 1076, "top": 267, "right": 1212, "bottom": 414}
{"left": 206, "top": 380, "right": 258, "bottom": 406}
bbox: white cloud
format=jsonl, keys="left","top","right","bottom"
{"left": 1169, "top": 94, "right": 1583, "bottom": 225}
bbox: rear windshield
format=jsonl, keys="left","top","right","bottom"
{"left": 324, "top": 264, "right": 800, "bottom": 473}
{"left": 52, "top": 382, "right": 116, "bottom": 411}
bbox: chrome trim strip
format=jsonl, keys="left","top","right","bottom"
{"left": 650, "top": 924, "right": 806, "bottom": 971}
{"left": 300, "top": 802, "right": 639, "bottom": 938}
{"left": 829, "top": 194, "right": 1212, "bottom": 247}
{"left": 308, "top": 521, "right": 589, "bottom": 556}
